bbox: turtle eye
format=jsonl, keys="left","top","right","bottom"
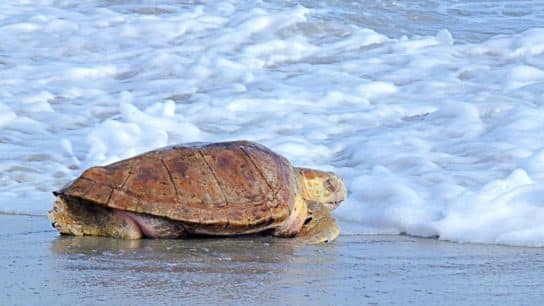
{"left": 324, "top": 178, "right": 336, "bottom": 192}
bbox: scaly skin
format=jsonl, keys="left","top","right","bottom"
{"left": 295, "top": 168, "right": 347, "bottom": 211}
{"left": 49, "top": 197, "right": 143, "bottom": 239}
{"left": 272, "top": 194, "right": 307, "bottom": 238}
{"left": 49, "top": 197, "right": 186, "bottom": 239}
{"left": 279, "top": 168, "right": 346, "bottom": 243}
{"left": 296, "top": 200, "right": 340, "bottom": 244}
{"left": 273, "top": 169, "right": 347, "bottom": 242}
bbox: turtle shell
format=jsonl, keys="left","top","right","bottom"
{"left": 55, "top": 141, "right": 297, "bottom": 233}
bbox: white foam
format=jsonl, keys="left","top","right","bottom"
{"left": 356, "top": 82, "right": 398, "bottom": 100}
{"left": 1, "top": 1, "right": 544, "bottom": 246}
{"left": 0, "top": 103, "right": 17, "bottom": 128}
{"left": 506, "top": 65, "right": 544, "bottom": 90}
{"left": 66, "top": 65, "right": 118, "bottom": 81}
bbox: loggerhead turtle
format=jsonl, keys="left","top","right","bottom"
{"left": 49, "top": 141, "right": 347, "bottom": 243}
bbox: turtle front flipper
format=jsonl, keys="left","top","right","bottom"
{"left": 297, "top": 201, "right": 340, "bottom": 244}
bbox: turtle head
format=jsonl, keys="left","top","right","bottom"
{"left": 295, "top": 167, "right": 347, "bottom": 211}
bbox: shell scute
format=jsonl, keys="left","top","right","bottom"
{"left": 109, "top": 189, "right": 139, "bottom": 211}
{"left": 161, "top": 149, "right": 225, "bottom": 206}
{"left": 84, "top": 183, "right": 113, "bottom": 204}
{"left": 199, "top": 206, "right": 228, "bottom": 226}
{"left": 167, "top": 203, "right": 201, "bottom": 224}
{"left": 225, "top": 204, "right": 252, "bottom": 227}
{"left": 81, "top": 162, "right": 131, "bottom": 189}
{"left": 240, "top": 142, "right": 297, "bottom": 213}
{"left": 200, "top": 145, "right": 270, "bottom": 205}
{"left": 62, "top": 177, "right": 94, "bottom": 198}
{"left": 123, "top": 156, "right": 178, "bottom": 206}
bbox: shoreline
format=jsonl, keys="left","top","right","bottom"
{"left": 1, "top": 214, "right": 543, "bottom": 305}
{"left": 4, "top": 212, "right": 542, "bottom": 249}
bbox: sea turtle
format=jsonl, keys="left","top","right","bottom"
{"left": 49, "top": 141, "right": 347, "bottom": 243}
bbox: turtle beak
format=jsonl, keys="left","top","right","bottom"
{"left": 322, "top": 199, "right": 343, "bottom": 211}
{"left": 324, "top": 174, "right": 347, "bottom": 211}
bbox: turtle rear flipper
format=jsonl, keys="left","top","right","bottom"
{"left": 49, "top": 197, "right": 186, "bottom": 239}
{"left": 297, "top": 201, "right": 340, "bottom": 244}
{"left": 49, "top": 197, "right": 143, "bottom": 239}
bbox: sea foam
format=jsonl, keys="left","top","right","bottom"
{"left": 1, "top": 1, "right": 543, "bottom": 246}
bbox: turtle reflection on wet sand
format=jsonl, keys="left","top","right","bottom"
{"left": 49, "top": 141, "right": 347, "bottom": 243}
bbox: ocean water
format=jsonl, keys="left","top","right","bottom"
{"left": 1, "top": 0, "right": 543, "bottom": 247}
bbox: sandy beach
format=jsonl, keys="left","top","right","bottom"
{"left": 2, "top": 2, "right": 544, "bottom": 305}
{"left": 1, "top": 214, "right": 542, "bottom": 305}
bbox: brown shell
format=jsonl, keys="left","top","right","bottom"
{"left": 55, "top": 141, "right": 297, "bottom": 231}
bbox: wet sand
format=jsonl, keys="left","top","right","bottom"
{"left": 1, "top": 214, "right": 543, "bottom": 305}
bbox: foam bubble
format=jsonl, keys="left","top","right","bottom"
{"left": 356, "top": 81, "right": 398, "bottom": 100}
{"left": 506, "top": 65, "right": 544, "bottom": 90}
{"left": 66, "top": 65, "right": 118, "bottom": 80}
{"left": 436, "top": 29, "right": 454, "bottom": 45}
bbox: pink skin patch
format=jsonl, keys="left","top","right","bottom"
{"left": 114, "top": 209, "right": 184, "bottom": 238}
{"left": 114, "top": 210, "right": 157, "bottom": 238}
{"left": 128, "top": 212, "right": 158, "bottom": 238}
